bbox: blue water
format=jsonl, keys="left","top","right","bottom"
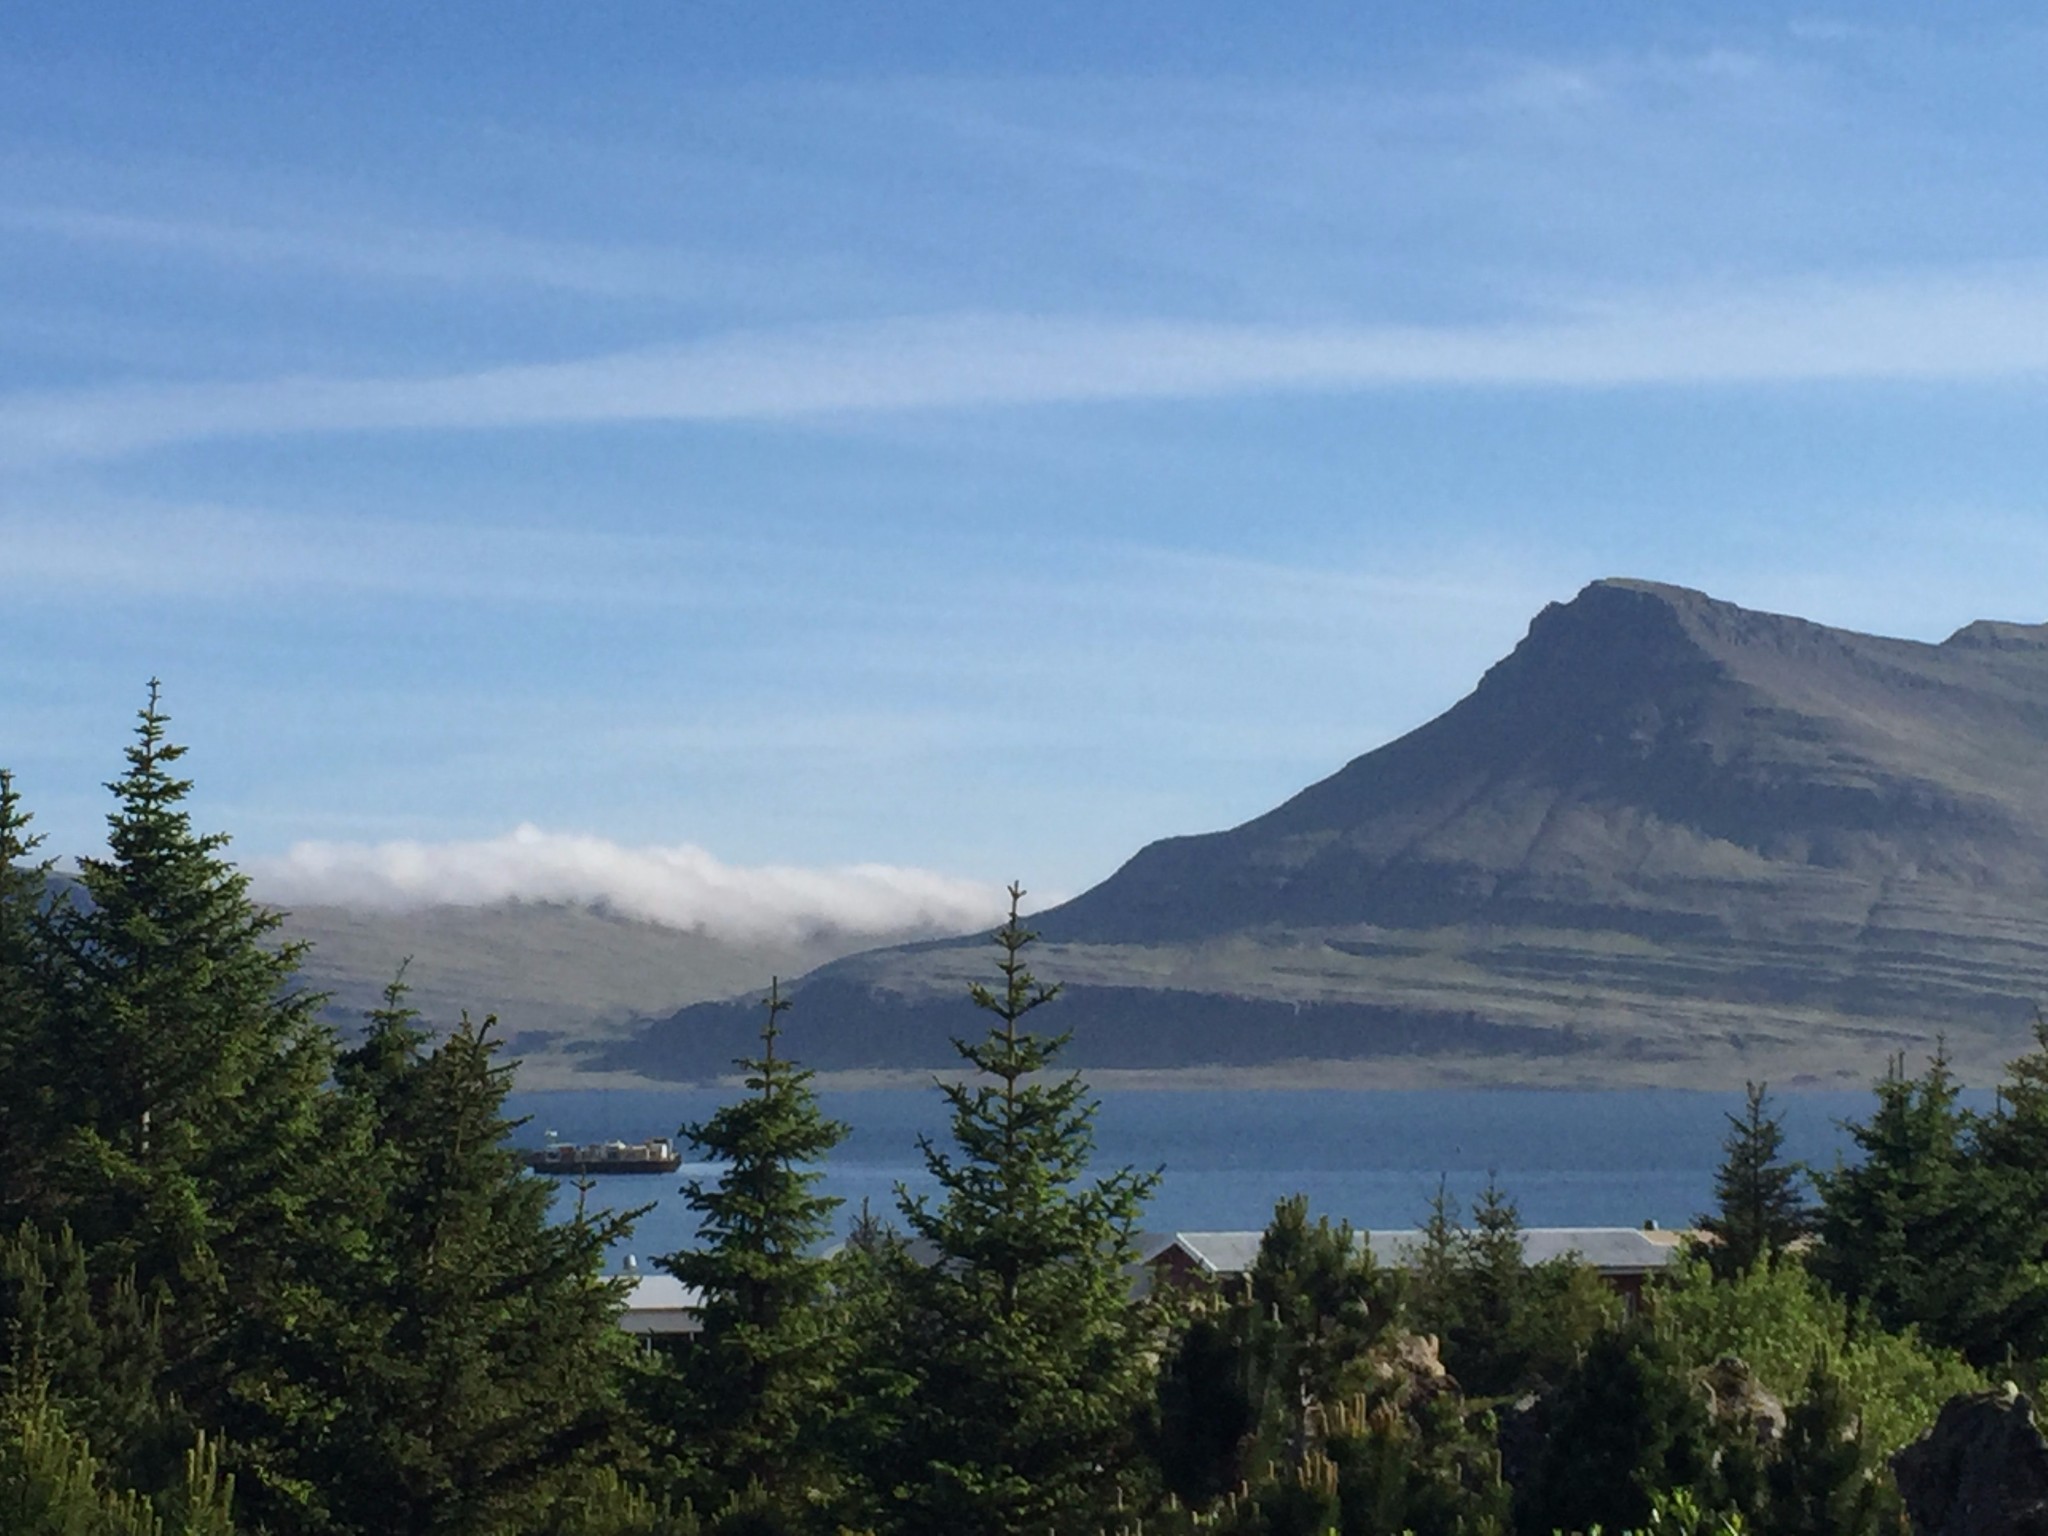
{"left": 505, "top": 1087, "right": 1988, "bottom": 1272}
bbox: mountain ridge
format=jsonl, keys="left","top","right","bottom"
{"left": 602, "top": 578, "right": 2048, "bottom": 1089}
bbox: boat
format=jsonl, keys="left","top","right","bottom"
{"left": 522, "top": 1136, "right": 681, "bottom": 1176}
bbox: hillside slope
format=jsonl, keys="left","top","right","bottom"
{"left": 276, "top": 901, "right": 898, "bottom": 1085}
{"left": 605, "top": 580, "right": 2048, "bottom": 1088}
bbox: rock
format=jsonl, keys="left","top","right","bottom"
{"left": 1694, "top": 1355, "right": 1787, "bottom": 1447}
{"left": 1362, "top": 1330, "right": 1458, "bottom": 1411}
{"left": 1893, "top": 1386, "right": 2048, "bottom": 1536}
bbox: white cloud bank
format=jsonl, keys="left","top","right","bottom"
{"left": 250, "top": 825, "right": 1013, "bottom": 944}
{"left": 13, "top": 265, "right": 2048, "bottom": 464}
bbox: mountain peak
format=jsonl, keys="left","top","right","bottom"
{"left": 1583, "top": 575, "right": 1713, "bottom": 602}
{"left": 614, "top": 580, "right": 2048, "bottom": 1088}
{"left": 1044, "top": 578, "right": 2048, "bottom": 946}
{"left": 1944, "top": 617, "right": 2048, "bottom": 652}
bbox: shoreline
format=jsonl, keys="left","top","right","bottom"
{"left": 508, "top": 1053, "right": 1903, "bottom": 1094}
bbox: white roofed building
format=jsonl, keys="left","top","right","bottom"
{"left": 1139, "top": 1226, "right": 1688, "bottom": 1307}
{"left": 619, "top": 1273, "right": 705, "bottom": 1336}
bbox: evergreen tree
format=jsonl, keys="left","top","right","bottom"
{"left": 1697, "top": 1082, "right": 1813, "bottom": 1281}
{"left": 288, "top": 985, "right": 641, "bottom": 1536}
{"left": 1448, "top": 1174, "right": 1530, "bottom": 1397}
{"left": 1244, "top": 1196, "right": 1398, "bottom": 1458}
{"left": 1956, "top": 1014, "right": 2048, "bottom": 1363}
{"left": 0, "top": 769, "right": 53, "bottom": 1224}
{"left": 1763, "top": 1358, "right": 1888, "bottom": 1536}
{"left": 1406, "top": 1176, "right": 1615, "bottom": 1398}
{"left": 1512, "top": 1323, "right": 1718, "bottom": 1536}
{"left": 12, "top": 688, "right": 364, "bottom": 1519}
{"left": 0, "top": 1223, "right": 182, "bottom": 1497}
{"left": 1405, "top": 1180, "right": 1465, "bottom": 1350}
{"left": 867, "top": 885, "right": 1159, "bottom": 1536}
{"left": 1, "top": 1387, "right": 238, "bottom": 1536}
{"left": 33, "top": 684, "right": 335, "bottom": 1306}
{"left": 1147, "top": 1298, "right": 1258, "bottom": 1509}
{"left": 1326, "top": 1390, "right": 1512, "bottom": 1536}
{"left": 1812, "top": 1048, "right": 2002, "bottom": 1360}
{"left": 657, "top": 978, "right": 849, "bottom": 1519}
{"left": 823, "top": 1204, "right": 915, "bottom": 1536}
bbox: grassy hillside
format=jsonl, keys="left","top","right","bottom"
{"left": 275, "top": 900, "right": 947, "bottom": 1087}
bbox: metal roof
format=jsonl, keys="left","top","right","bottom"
{"left": 620, "top": 1274, "right": 705, "bottom": 1335}
{"left": 1142, "top": 1227, "right": 1688, "bottom": 1279}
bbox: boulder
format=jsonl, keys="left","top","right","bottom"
{"left": 1695, "top": 1355, "right": 1787, "bottom": 1448}
{"left": 1893, "top": 1386, "right": 2048, "bottom": 1536}
{"left": 1366, "top": 1330, "right": 1455, "bottom": 1402}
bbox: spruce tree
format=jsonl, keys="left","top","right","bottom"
{"left": 1812, "top": 1047, "right": 1998, "bottom": 1358}
{"left": 13, "top": 686, "right": 364, "bottom": 1520}
{"left": 35, "top": 683, "right": 335, "bottom": 1303}
{"left": 1405, "top": 1180, "right": 1465, "bottom": 1351}
{"left": 658, "top": 978, "right": 849, "bottom": 1517}
{"left": 0, "top": 1223, "right": 181, "bottom": 1497}
{"left": 294, "top": 985, "right": 641, "bottom": 1536}
{"left": 868, "top": 885, "right": 1159, "bottom": 1536}
{"left": 1512, "top": 1322, "right": 1718, "bottom": 1536}
{"left": 1696, "top": 1081, "right": 1813, "bottom": 1280}
{"left": 1763, "top": 1358, "right": 1887, "bottom": 1536}
{"left": 1244, "top": 1196, "right": 1398, "bottom": 1452}
{"left": 0, "top": 769, "right": 53, "bottom": 1224}
{"left": 1451, "top": 1172, "right": 1530, "bottom": 1396}
{"left": 1957, "top": 1014, "right": 2048, "bottom": 1363}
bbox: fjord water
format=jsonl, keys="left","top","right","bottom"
{"left": 508, "top": 1087, "right": 1978, "bottom": 1266}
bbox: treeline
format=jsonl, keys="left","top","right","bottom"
{"left": 0, "top": 691, "right": 2039, "bottom": 1536}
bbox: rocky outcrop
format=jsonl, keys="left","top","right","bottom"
{"left": 1363, "top": 1330, "right": 1457, "bottom": 1411}
{"left": 1695, "top": 1355, "right": 1787, "bottom": 1448}
{"left": 1893, "top": 1387, "right": 2048, "bottom": 1536}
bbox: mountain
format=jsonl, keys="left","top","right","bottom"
{"left": 35, "top": 869, "right": 951, "bottom": 1086}
{"left": 602, "top": 579, "right": 2048, "bottom": 1089}
{"left": 274, "top": 902, "right": 920, "bottom": 1086}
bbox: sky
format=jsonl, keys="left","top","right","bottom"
{"left": 7, "top": 3, "right": 2048, "bottom": 937}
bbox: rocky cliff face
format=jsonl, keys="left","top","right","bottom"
{"left": 608, "top": 581, "right": 2048, "bottom": 1087}
{"left": 1047, "top": 578, "right": 2048, "bottom": 944}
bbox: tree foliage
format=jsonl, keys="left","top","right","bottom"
{"left": 3, "top": 693, "right": 650, "bottom": 1535}
{"left": 0, "top": 1386, "right": 236, "bottom": 1536}
{"left": 1654, "top": 1254, "right": 1982, "bottom": 1462}
{"left": 32, "top": 685, "right": 336, "bottom": 1318}
{"left": 0, "top": 768, "right": 53, "bottom": 1225}
{"left": 1810, "top": 1045, "right": 2044, "bottom": 1369}
{"left": 289, "top": 980, "right": 640, "bottom": 1536}
{"left": 1511, "top": 1322, "right": 1718, "bottom": 1536}
{"left": 866, "top": 885, "right": 1159, "bottom": 1536}
{"left": 656, "top": 978, "right": 848, "bottom": 1519}
{"left": 1697, "top": 1082, "right": 1814, "bottom": 1281}
{"left": 1406, "top": 1177, "right": 1618, "bottom": 1400}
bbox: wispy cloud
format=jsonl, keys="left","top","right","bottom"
{"left": 0, "top": 498, "right": 747, "bottom": 605}
{"left": 10, "top": 265, "right": 2048, "bottom": 464}
{"left": 249, "top": 825, "right": 1012, "bottom": 943}
{"left": 0, "top": 202, "right": 844, "bottom": 307}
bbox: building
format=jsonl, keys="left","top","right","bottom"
{"left": 619, "top": 1224, "right": 1690, "bottom": 1333}
{"left": 1138, "top": 1225, "right": 1689, "bottom": 1307}
{"left": 620, "top": 1273, "right": 704, "bottom": 1336}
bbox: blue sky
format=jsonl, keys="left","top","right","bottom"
{"left": 7, "top": 3, "right": 2048, "bottom": 931}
